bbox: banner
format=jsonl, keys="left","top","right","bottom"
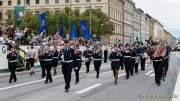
{"left": 80, "top": 20, "right": 91, "bottom": 40}
{"left": 58, "top": 16, "right": 65, "bottom": 38}
{"left": 40, "top": 13, "right": 46, "bottom": 33}
{"left": 70, "top": 21, "right": 78, "bottom": 40}
{"left": 14, "top": 6, "right": 24, "bottom": 25}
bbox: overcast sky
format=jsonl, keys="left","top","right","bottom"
{"left": 134, "top": 0, "right": 180, "bottom": 38}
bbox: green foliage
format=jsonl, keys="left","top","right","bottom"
{"left": 5, "top": 7, "right": 114, "bottom": 37}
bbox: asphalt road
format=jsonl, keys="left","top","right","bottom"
{"left": 0, "top": 52, "right": 179, "bottom": 101}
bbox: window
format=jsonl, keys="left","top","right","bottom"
{"left": 17, "top": 0, "right": 21, "bottom": 5}
{"left": 65, "top": 0, "right": 69, "bottom": 3}
{"left": 97, "top": 0, "right": 101, "bottom": 2}
{"left": 86, "top": 0, "right": 90, "bottom": 2}
{"left": 45, "top": 0, "right": 49, "bottom": 4}
{"left": 35, "top": 11, "right": 40, "bottom": 15}
{"left": 36, "top": 0, "right": 39, "bottom": 4}
{"left": 75, "top": 0, "right": 79, "bottom": 3}
{"left": 26, "top": 0, "right": 30, "bottom": 5}
{"left": 8, "top": 0, "right": 11, "bottom": 5}
{"left": 0, "top": 1, "right": 2, "bottom": 6}
{"left": 55, "top": 0, "right": 59, "bottom": 4}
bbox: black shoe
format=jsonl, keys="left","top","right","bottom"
{"left": 44, "top": 81, "right": 48, "bottom": 84}
{"left": 8, "top": 81, "right": 12, "bottom": 84}
{"left": 14, "top": 80, "right": 17, "bottom": 83}
{"left": 96, "top": 75, "right": 99, "bottom": 79}
{"left": 126, "top": 76, "right": 129, "bottom": 80}
{"left": 86, "top": 71, "right": 89, "bottom": 73}
{"left": 157, "top": 84, "right": 161, "bottom": 86}
{"left": 50, "top": 80, "right": 53, "bottom": 83}
{"left": 54, "top": 72, "right": 57, "bottom": 76}
{"left": 65, "top": 89, "right": 69, "bottom": 92}
{"left": 75, "top": 81, "right": 79, "bottom": 85}
{"left": 114, "top": 78, "right": 117, "bottom": 85}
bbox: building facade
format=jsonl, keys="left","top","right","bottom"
{"left": 123, "top": 0, "right": 135, "bottom": 44}
{"left": 145, "top": 14, "right": 150, "bottom": 41}
{"left": 0, "top": 0, "right": 124, "bottom": 44}
{"left": 133, "top": 8, "right": 141, "bottom": 42}
{"left": 163, "top": 30, "right": 177, "bottom": 47}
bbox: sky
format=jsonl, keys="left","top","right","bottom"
{"left": 134, "top": 0, "right": 180, "bottom": 38}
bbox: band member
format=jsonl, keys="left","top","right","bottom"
{"left": 139, "top": 43, "right": 147, "bottom": 71}
{"left": 38, "top": 47, "right": 46, "bottom": 78}
{"left": 93, "top": 45, "right": 102, "bottom": 78}
{"left": 73, "top": 45, "right": 82, "bottom": 84}
{"left": 52, "top": 46, "right": 60, "bottom": 76}
{"left": 119, "top": 46, "right": 124, "bottom": 70}
{"left": 133, "top": 44, "right": 140, "bottom": 74}
{"left": 122, "top": 43, "right": 132, "bottom": 79}
{"left": 7, "top": 47, "right": 18, "bottom": 84}
{"left": 61, "top": 40, "right": 74, "bottom": 92}
{"left": 104, "top": 47, "right": 108, "bottom": 63}
{"left": 150, "top": 42, "right": 166, "bottom": 86}
{"left": 44, "top": 47, "right": 53, "bottom": 84}
{"left": 83, "top": 46, "right": 93, "bottom": 73}
{"left": 109, "top": 44, "right": 121, "bottom": 85}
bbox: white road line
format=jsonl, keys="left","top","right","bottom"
{"left": 172, "top": 69, "right": 180, "bottom": 101}
{"left": 87, "top": 71, "right": 111, "bottom": 77}
{"left": 149, "top": 73, "right": 155, "bottom": 77}
{"left": 75, "top": 84, "right": 102, "bottom": 94}
{"left": 145, "top": 70, "right": 154, "bottom": 76}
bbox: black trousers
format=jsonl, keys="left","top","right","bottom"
{"left": 130, "top": 59, "right": 135, "bottom": 75}
{"left": 164, "top": 58, "right": 169, "bottom": 75}
{"left": 141, "top": 58, "right": 146, "bottom": 71}
{"left": 40, "top": 61, "right": 46, "bottom": 77}
{"left": 45, "top": 62, "right": 52, "bottom": 82}
{"left": 153, "top": 61, "right": 163, "bottom": 84}
{"left": 73, "top": 61, "right": 82, "bottom": 82}
{"left": 134, "top": 63, "right": 139, "bottom": 73}
{"left": 124, "top": 58, "right": 131, "bottom": 79}
{"left": 120, "top": 58, "right": 124, "bottom": 70}
{"left": 94, "top": 61, "right": 102, "bottom": 78}
{"left": 104, "top": 55, "right": 108, "bottom": 63}
{"left": 62, "top": 62, "right": 73, "bottom": 90}
{"left": 85, "top": 59, "right": 91, "bottom": 73}
{"left": 8, "top": 62, "right": 17, "bottom": 82}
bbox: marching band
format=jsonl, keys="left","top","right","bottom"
{"left": 6, "top": 37, "right": 171, "bottom": 92}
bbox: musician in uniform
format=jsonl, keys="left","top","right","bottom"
{"left": 93, "top": 45, "right": 102, "bottom": 79}
{"left": 109, "top": 44, "right": 121, "bottom": 85}
{"left": 104, "top": 47, "right": 108, "bottom": 63}
{"left": 38, "top": 47, "right": 46, "bottom": 78}
{"left": 73, "top": 45, "right": 82, "bottom": 84}
{"left": 149, "top": 41, "right": 166, "bottom": 86}
{"left": 139, "top": 43, "right": 147, "bottom": 71}
{"left": 61, "top": 40, "right": 74, "bottom": 92}
{"left": 122, "top": 43, "right": 132, "bottom": 79}
{"left": 83, "top": 46, "right": 93, "bottom": 73}
{"left": 52, "top": 46, "right": 60, "bottom": 76}
{"left": 44, "top": 47, "right": 53, "bottom": 84}
{"left": 7, "top": 47, "right": 18, "bottom": 84}
{"left": 133, "top": 44, "right": 140, "bottom": 74}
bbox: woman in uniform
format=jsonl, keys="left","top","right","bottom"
{"left": 109, "top": 44, "right": 121, "bottom": 85}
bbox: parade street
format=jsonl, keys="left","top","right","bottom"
{"left": 0, "top": 52, "right": 179, "bottom": 101}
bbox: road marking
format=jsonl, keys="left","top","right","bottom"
{"left": 172, "top": 69, "right": 180, "bottom": 101}
{"left": 87, "top": 71, "right": 111, "bottom": 77}
{"left": 75, "top": 84, "right": 102, "bottom": 94}
{"left": 149, "top": 73, "right": 155, "bottom": 77}
{"left": 145, "top": 70, "right": 154, "bottom": 76}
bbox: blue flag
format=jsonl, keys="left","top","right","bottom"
{"left": 70, "top": 21, "right": 78, "bottom": 40}
{"left": 40, "top": 13, "right": 46, "bottom": 33}
{"left": 58, "top": 16, "right": 65, "bottom": 38}
{"left": 80, "top": 20, "right": 90, "bottom": 40}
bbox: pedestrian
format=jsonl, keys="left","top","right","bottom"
{"left": 7, "top": 47, "right": 18, "bottom": 84}
{"left": 61, "top": 40, "right": 74, "bottom": 92}
{"left": 93, "top": 45, "right": 102, "bottom": 79}
{"left": 139, "top": 43, "right": 147, "bottom": 71}
{"left": 27, "top": 45, "right": 36, "bottom": 75}
{"left": 73, "top": 45, "right": 82, "bottom": 84}
{"left": 109, "top": 44, "right": 121, "bottom": 85}
{"left": 38, "top": 47, "right": 46, "bottom": 78}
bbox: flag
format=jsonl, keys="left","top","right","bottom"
{"left": 14, "top": 6, "right": 24, "bottom": 25}
{"left": 70, "top": 21, "right": 78, "bottom": 40}
{"left": 58, "top": 16, "right": 65, "bottom": 38}
{"left": 40, "top": 13, "right": 46, "bottom": 33}
{"left": 80, "top": 20, "right": 90, "bottom": 40}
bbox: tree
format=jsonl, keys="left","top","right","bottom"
{"left": 5, "top": 10, "right": 15, "bottom": 25}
